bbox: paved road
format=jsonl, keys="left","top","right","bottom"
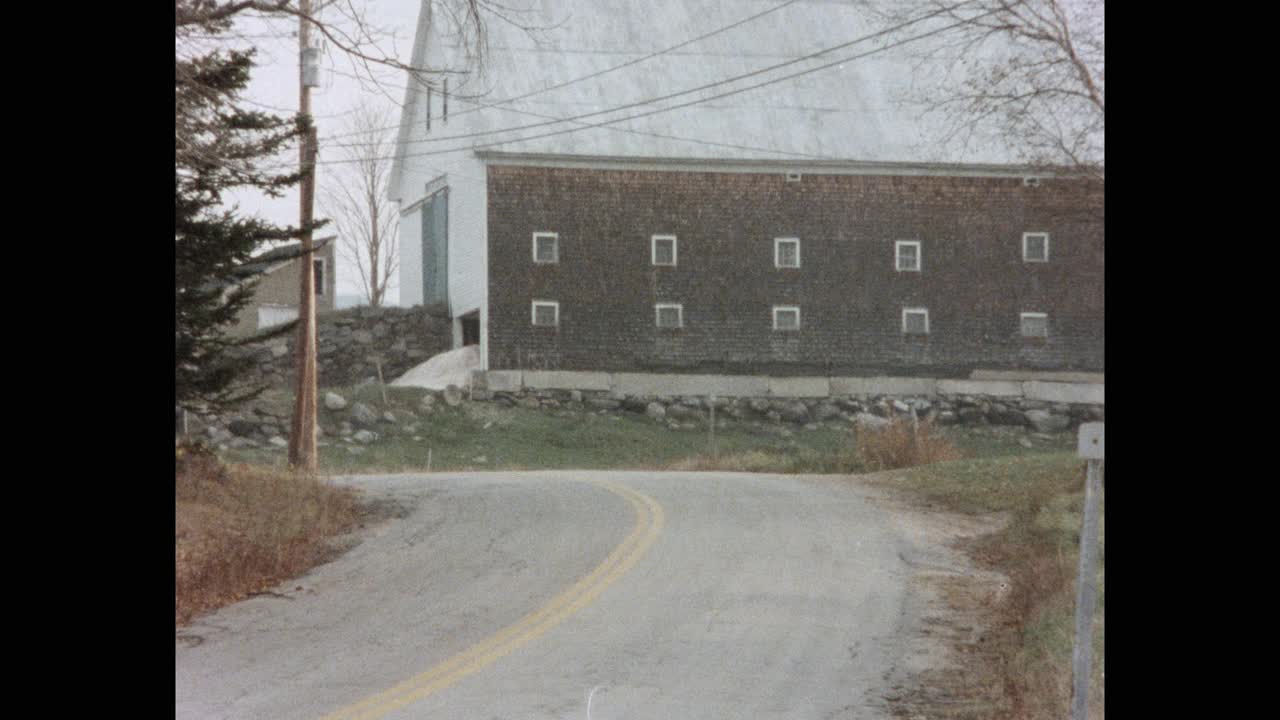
{"left": 175, "top": 471, "right": 939, "bottom": 719}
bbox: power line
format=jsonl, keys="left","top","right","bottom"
{"left": 442, "top": 0, "right": 804, "bottom": 122}
{"left": 315, "top": 0, "right": 805, "bottom": 144}
{"left": 322, "top": 0, "right": 977, "bottom": 148}
{"left": 308, "top": 2, "right": 993, "bottom": 167}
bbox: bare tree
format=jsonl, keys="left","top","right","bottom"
{"left": 870, "top": 0, "right": 1103, "bottom": 177}
{"left": 320, "top": 103, "right": 399, "bottom": 307}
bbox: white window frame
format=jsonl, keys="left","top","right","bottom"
{"left": 312, "top": 257, "right": 326, "bottom": 296}
{"left": 654, "top": 303, "right": 684, "bottom": 328}
{"left": 1020, "top": 312, "right": 1049, "bottom": 338}
{"left": 774, "top": 237, "right": 801, "bottom": 268}
{"left": 531, "top": 300, "right": 559, "bottom": 327}
{"left": 902, "top": 307, "right": 930, "bottom": 335}
{"left": 772, "top": 305, "right": 801, "bottom": 331}
{"left": 532, "top": 232, "right": 559, "bottom": 264}
{"left": 651, "top": 234, "right": 678, "bottom": 266}
{"left": 895, "top": 240, "right": 922, "bottom": 272}
{"left": 1022, "top": 232, "right": 1050, "bottom": 263}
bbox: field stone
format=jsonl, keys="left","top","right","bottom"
{"left": 665, "top": 403, "right": 701, "bottom": 421}
{"left": 853, "top": 413, "right": 891, "bottom": 431}
{"left": 350, "top": 402, "right": 378, "bottom": 428}
{"left": 228, "top": 419, "right": 258, "bottom": 437}
{"left": 381, "top": 411, "right": 397, "bottom": 423}
{"left": 622, "top": 396, "right": 649, "bottom": 413}
{"left": 645, "top": 402, "right": 666, "bottom": 421}
{"left": 442, "top": 385, "right": 464, "bottom": 407}
{"left": 324, "top": 392, "right": 347, "bottom": 410}
{"left": 778, "top": 401, "right": 810, "bottom": 424}
{"left": 812, "top": 402, "right": 842, "bottom": 422}
{"left": 353, "top": 429, "right": 377, "bottom": 444}
{"left": 1025, "top": 409, "right": 1071, "bottom": 433}
{"left": 268, "top": 436, "right": 287, "bottom": 448}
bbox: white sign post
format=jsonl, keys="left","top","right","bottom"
{"left": 1071, "top": 422, "right": 1104, "bottom": 720}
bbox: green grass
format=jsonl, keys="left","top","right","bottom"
{"left": 223, "top": 387, "right": 1076, "bottom": 476}
{"left": 225, "top": 386, "right": 860, "bottom": 474}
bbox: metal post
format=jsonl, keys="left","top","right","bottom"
{"left": 1071, "top": 423, "right": 1104, "bottom": 720}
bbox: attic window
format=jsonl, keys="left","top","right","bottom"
{"left": 786, "top": 172, "right": 802, "bottom": 182}
{"left": 1023, "top": 176, "right": 1041, "bottom": 187}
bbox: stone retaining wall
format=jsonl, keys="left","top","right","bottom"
{"left": 472, "top": 369, "right": 1103, "bottom": 432}
{"left": 235, "top": 305, "right": 454, "bottom": 390}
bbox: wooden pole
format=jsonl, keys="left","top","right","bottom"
{"left": 1071, "top": 422, "right": 1105, "bottom": 720}
{"left": 1070, "top": 458, "right": 1104, "bottom": 720}
{"left": 288, "top": 0, "right": 319, "bottom": 473}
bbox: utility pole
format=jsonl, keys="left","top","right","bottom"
{"left": 1071, "top": 422, "right": 1105, "bottom": 720}
{"left": 288, "top": 0, "right": 321, "bottom": 472}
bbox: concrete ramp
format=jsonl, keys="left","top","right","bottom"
{"left": 390, "top": 345, "right": 480, "bottom": 390}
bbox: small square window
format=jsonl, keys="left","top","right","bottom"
{"left": 1020, "top": 312, "right": 1048, "bottom": 338}
{"left": 775, "top": 238, "right": 800, "bottom": 268}
{"left": 652, "top": 235, "right": 677, "bottom": 266}
{"left": 773, "top": 305, "right": 800, "bottom": 331}
{"left": 655, "top": 303, "right": 683, "bottom": 328}
{"left": 1023, "top": 232, "right": 1049, "bottom": 262}
{"left": 533, "top": 232, "right": 559, "bottom": 264}
{"left": 895, "top": 241, "right": 921, "bottom": 272}
{"left": 902, "top": 308, "right": 929, "bottom": 335}
{"left": 531, "top": 300, "right": 559, "bottom": 327}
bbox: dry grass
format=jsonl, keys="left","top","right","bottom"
{"left": 175, "top": 443, "right": 357, "bottom": 626}
{"left": 879, "top": 454, "right": 1104, "bottom": 720}
{"left": 856, "top": 415, "right": 965, "bottom": 471}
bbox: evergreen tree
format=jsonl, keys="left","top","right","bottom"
{"left": 175, "top": 4, "right": 318, "bottom": 411}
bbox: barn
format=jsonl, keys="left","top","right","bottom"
{"left": 386, "top": 0, "right": 1103, "bottom": 398}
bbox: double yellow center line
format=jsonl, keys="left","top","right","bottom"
{"left": 321, "top": 479, "right": 665, "bottom": 720}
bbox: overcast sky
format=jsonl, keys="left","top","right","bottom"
{"left": 228, "top": 1, "right": 424, "bottom": 305}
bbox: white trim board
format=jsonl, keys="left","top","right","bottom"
{"left": 476, "top": 151, "right": 1090, "bottom": 179}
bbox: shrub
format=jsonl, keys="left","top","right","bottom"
{"left": 176, "top": 452, "right": 357, "bottom": 625}
{"left": 856, "top": 414, "right": 964, "bottom": 471}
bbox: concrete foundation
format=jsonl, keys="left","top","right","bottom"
{"left": 481, "top": 370, "right": 1104, "bottom": 404}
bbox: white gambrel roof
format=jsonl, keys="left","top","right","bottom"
{"left": 389, "top": 0, "right": 1063, "bottom": 198}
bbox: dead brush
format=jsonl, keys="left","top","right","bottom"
{"left": 855, "top": 411, "right": 964, "bottom": 471}
{"left": 176, "top": 452, "right": 357, "bottom": 625}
